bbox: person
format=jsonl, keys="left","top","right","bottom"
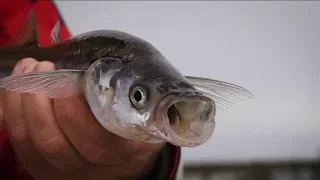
{"left": 0, "top": 1, "right": 183, "bottom": 179}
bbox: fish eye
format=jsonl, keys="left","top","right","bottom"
{"left": 130, "top": 86, "right": 148, "bottom": 108}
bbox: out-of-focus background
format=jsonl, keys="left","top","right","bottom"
{"left": 3, "top": 1, "right": 320, "bottom": 179}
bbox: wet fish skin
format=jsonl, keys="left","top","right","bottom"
{"left": 0, "top": 11, "right": 253, "bottom": 147}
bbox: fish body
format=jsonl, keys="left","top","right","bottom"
{"left": 0, "top": 11, "right": 253, "bottom": 147}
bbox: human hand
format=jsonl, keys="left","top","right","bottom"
{"left": 2, "top": 58, "right": 165, "bottom": 180}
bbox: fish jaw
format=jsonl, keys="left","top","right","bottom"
{"left": 146, "top": 91, "right": 216, "bottom": 147}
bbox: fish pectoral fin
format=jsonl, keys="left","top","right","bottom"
{"left": 51, "top": 20, "right": 62, "bottom": 44}
{"left": 0, "top": 69, "right": 84, "bottom": 99}
{"left": 185, "top": 76, "right": 254, "bottom": 110}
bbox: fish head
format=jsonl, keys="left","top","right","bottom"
{"left": 101, "top": 58, "right": 216, "bottom": 147}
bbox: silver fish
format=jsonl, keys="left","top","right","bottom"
{"left": 0, "top": 11, "right": 253, "bottom": 147}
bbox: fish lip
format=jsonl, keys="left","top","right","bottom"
{"left": 151, "top": 90, "right": 216, "bottom": 147}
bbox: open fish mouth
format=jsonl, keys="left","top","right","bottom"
{"left": 152, "top": 91, "right": 216, "bottom": 147}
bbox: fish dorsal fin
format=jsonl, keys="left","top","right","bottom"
{"left": 51, "top": 20, "right": 62, "bottom": 44}
{"left": 11, "top": 10, "right": 40, "bottom": 48}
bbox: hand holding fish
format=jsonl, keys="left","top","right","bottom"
{"left": 0, "top": 10, "right": 253, "bottom": 179}
{"left": 1, "top": 58, "right": 165, "bottom": 180}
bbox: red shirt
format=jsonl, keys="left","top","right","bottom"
{"left": 0, "top": 1, "right": 181, "bottom": 179}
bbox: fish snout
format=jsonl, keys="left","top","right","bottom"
{"left": 153, "top": 92, "right": 216, "bottom": 147}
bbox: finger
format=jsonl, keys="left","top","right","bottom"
{"left": 12, "top": 57, "right": 36, "bottom": 74}
{"left": 54, "top": 95, "right": 165, "bottom": 178}
{"left": 2, "top": 58, "right": 55, "bottom": 179}
{"left": 11, "top": 141, "right": 83, "bottom": 180}
{"left": 3, "top": 58, "right": 37, "bottom": 148}
{"left": 54, "top": 95, "right": 130, "bottom": 164}
{"left": 54, "top": 95, "right": 164, "bottom": 166}
{"left": 5, "top": 58, "right": 84, "bottom": 180}
{"left": 21, "top": 61, "right": 86, "bottom": 171}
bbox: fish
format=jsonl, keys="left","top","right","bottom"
{"left": 0, "top": 11, "right": 253, "bottom": 147}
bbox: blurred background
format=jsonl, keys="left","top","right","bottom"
{"left": 2, "top": 1, "right": 320, "bottom": 179}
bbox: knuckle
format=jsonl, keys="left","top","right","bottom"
{"left": 9, "top": 125, "right": 29, "bottom": 145}
{"left": 35, "top": 133, "right": 65, "bottom": 156}
{"left": 19, "top": 57, "right": 38, "bottom": 64}
{"left": 13, "top": 58, "right": 38, "bottom": 74}
{"left": 18, "top": 58, "right": 38, "bottom": 69}
{"left": 4, "top": 115, "right": 28, "bottom": 145}
{"left": 79, "top": 143, "right": 109, "bottom": 164}
{"left": 11, "top": 132, "right": 28, "bottom": 145}
{"left": 34, "top": 61, "right": 55, "bottom": 72}
{"left": 79, "top": 143, "right": 100, "bottom": 163}
{"left": 37, "top": 134, "right": 88, "bottom": 171}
